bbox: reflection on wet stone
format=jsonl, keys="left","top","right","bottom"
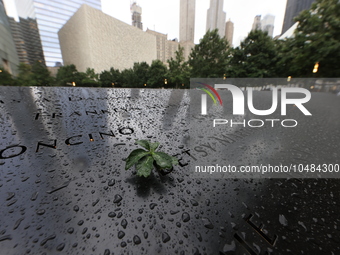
{"left": 0, "top": 86, "right": 339, "bottom": 254}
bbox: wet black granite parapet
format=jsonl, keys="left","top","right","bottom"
{"left": 0, "top": 87, "right": 339, "bottom": 255}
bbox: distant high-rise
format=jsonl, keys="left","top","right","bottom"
{"left": 179, "top": 0, "right": 195, "bottom": 42}
{"left": 206, "top": 0, "right": 226, "bottom": 38}
{"left": 131, "top": 2, "right": 143, "bottom": 30}
{"left": 224, "top": 19, "right": 234, "bottom": 47}
{"left": 14, "top": 0, "right": 101, "bottom": 67}
{"left": 0, "top": 0, "right": 19, "bottom": 75}
{"left": 281, "top": 0, "right": 315, "bottom": 35}
{"left": 8, "top": 17, "right": 45, "bottom": 66}
{"left": 252, "top": 15, "right": 262, "bottom": 31}
{"left": 261, "top": 14, "right": 275, "bottom": 37}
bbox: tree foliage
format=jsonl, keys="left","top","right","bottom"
{"left": 100, "top": 67, "right": 122, "bottom": 87}
{"left": 16, "top": 61, "right": 54, "bottom": 86}
{"left": 147, "top": 60, "right": 167, "bottom": 88}
{"left": 55, "top": 64, "right": 81, "bottom": 86}
{"left": 0, "top": 66, "right": 15, "bottom": 85}
{"left": 285, "top": 0, "right": 340, "bottom": 77}
{"left": 188, "top": 29, "right": 230, "bottom": 78}
{"left": 167, "top": 46, "right": 190, "bottom": 87}
{"left": 228, "top": 30, "right": 278, "bottom": 77}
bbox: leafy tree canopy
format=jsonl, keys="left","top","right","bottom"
{"left": 188, "top": 29, "right": 230, "bottom": 78}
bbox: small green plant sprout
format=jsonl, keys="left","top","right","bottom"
{"left": 125, "top": 140, "right": 178, "bottom": 177}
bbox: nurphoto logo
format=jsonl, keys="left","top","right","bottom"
{"left": 197, "top": 83, "right": 312, "bottom": 128}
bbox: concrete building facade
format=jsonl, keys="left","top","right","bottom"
{"left": 146, "top": 29, "right": 193, "bottom": 63}
{"left": 179, "top": 0, "right": 195, "bottom": 42}
{"left": 0, "top": 0, "right": 19, "bottom": 75}
{"left": 146, "top": 29, "right": 168, "bottom": 63}
{"left": 14, "top": 0, "right": 101, "bottom": 67}
{"left": 224, "top": 19, "right": 234, "bottom": 47}
{"left": 58, "top": 5, "right": 156, "bottom": 73}
{"left": 8, "top": 17, "right": 45, "bottom": 66}
{"left": 206, "top": 0, "right": 226, "bottom": 38}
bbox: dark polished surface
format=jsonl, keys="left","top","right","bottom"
{"left": 0, "top": 87, "right": 339, "bottom": 255}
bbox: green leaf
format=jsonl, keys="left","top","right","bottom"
{"left": 125, "top": 149, "right": 150, "bottom": 170}
{"left": 150, "top": 142, "right": 160, "bottom": 152}
{"left": 136, "top": 155, "right": 154, "bottom": 177}
{"left": 135, "top": 140, "right": 151, "bottom": 150}
{"left": 152, "top": 152, "right": 173, "bottom": 169}
{"left": 171, "top": 156, "right": 179, "bottom": 166}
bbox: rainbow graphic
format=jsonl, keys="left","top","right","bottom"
{"left": 196, "top": 82, "right": 223, "bottom": 106}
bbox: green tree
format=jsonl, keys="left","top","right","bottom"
{"left": 79, "top": 68, "right": 100, "bottom": 87}
{"left": 120, "top": 68, "right": 135, "bottom": 87}
{"left": 100, "top": 67, "right": 122, "bottom": 87}
{"left": 31, "top": 61, "right": 54, "bottom": 86}
{"left": 130, "top": 62, "right": 150, "bottom": 88}
{"left": 16, "top": 63, "right": 34, "bottom": 86}
{"left": 0, "top": 66, "right": 15, "bottom": 85}
{"left": 228, "top": 30, "right": 278, "bottom": 77}
{"left": 147, "top": 60, "right": 168, "bottom": 88}
{"left": 56, "top": 64, "right": 82, "bottom": 86}
{"left": 167, "top": 46, "right": 190, "bottom": 88}
{"left": 285, "top": 0, "right": 340, "bottom": 77}
{"left": 188, "top": 29, "right": 230, "bottom": 78}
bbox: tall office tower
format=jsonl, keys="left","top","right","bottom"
{"left": 252, "top": 15, "right": 262, "bottom": 31}
{"left": 206, "top": 0, "right": 226, "bottom": 38}
{"left": 8, "top": 17, "right": 45, "bottom": 65}
{"left": 131, "top": 2, "right": 143, "bottom": 30}
{"left": 281, "top": 0, "right": 315, "bottom": 34}
{"left": 0, "top": 0, "right": 19, "bottom": 75}
{"left": 261, "top": 14, "right": 275, "bottom": 37}
{"left": 14, "top": 0, "right": 101, "bottom": 67}
{"left": 179, "top": 0, "right": 195, "bottom": 42}
{"left": 224, "top": 19, "right": 234, "bottom": 46}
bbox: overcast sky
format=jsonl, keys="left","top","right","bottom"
{"left": 4, "top": 0, "right": 287, "bottom": 47}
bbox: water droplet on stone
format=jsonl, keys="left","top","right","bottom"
{"left": 202, "top": 217, "right": 214, "bottom": 229}
{"left": 36, "top": 209, "right": 45, "bottom": 215}
{"left": 108, "top": 179, "right": 115, "bottom": 186}
{"left": 118, "top": 231, "right": 125, "bottom": 239}
{"left": 56, "top": 243, "right": 65, "bottom": 251}
{"left": 279, "top": 214, "right": 288, "bottom": 226}
{"left": 113, "top": 194, "right": 122, "bottom": 203}
{"left": 121, "top": 219, "right": 128, "bottom": 229}
{"left": 108, "top": 212, "right": 116, "bottom": 218}
{"left": 182, "top": 212, "right": 190, "bottom": 222}
{"left": 149, "top": 203, "right": 157, "bottom": 210}
{"left": 162, "top": 232, "right": 170, "bottom": 243}
{"left": 133, "top": 235, "right": 141, "bottom": 244}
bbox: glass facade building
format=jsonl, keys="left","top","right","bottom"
{"left": 281, "top": 0, "right": 315, "bottom": 35}
{"left": 0, "top": 0, "right": 19, "bottom": 75}
{"left": 14, "top": 0, "right": 101, "bottom": 67}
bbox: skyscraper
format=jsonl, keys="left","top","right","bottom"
{"left": 14, "top": 0, "right": 101, "bottom": 67}
{"left": 8, "top": 17, "right": 45, "bottom": 66}
{"left": 252, "top": 15, "right": 262, "bottom": 31}
{"left": 179, "top": 0, "right": 195, "bottom": 42}
{"left": 261, "top": 14, "right": 275, "bottom": 37}
{"left": 224, "top": 19, "right": 234, "bottom": 47}
{"left": 281, "top": 0, "right": 315, "bottom": 35}
{"left": 131, "top": 2, "right": 143, "bottom": 30}
{"left": 0, "top": 0, "right": 19, "bottom": 75}
{"left": 206, "top": 0, "right": 226, "bottom": 38}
